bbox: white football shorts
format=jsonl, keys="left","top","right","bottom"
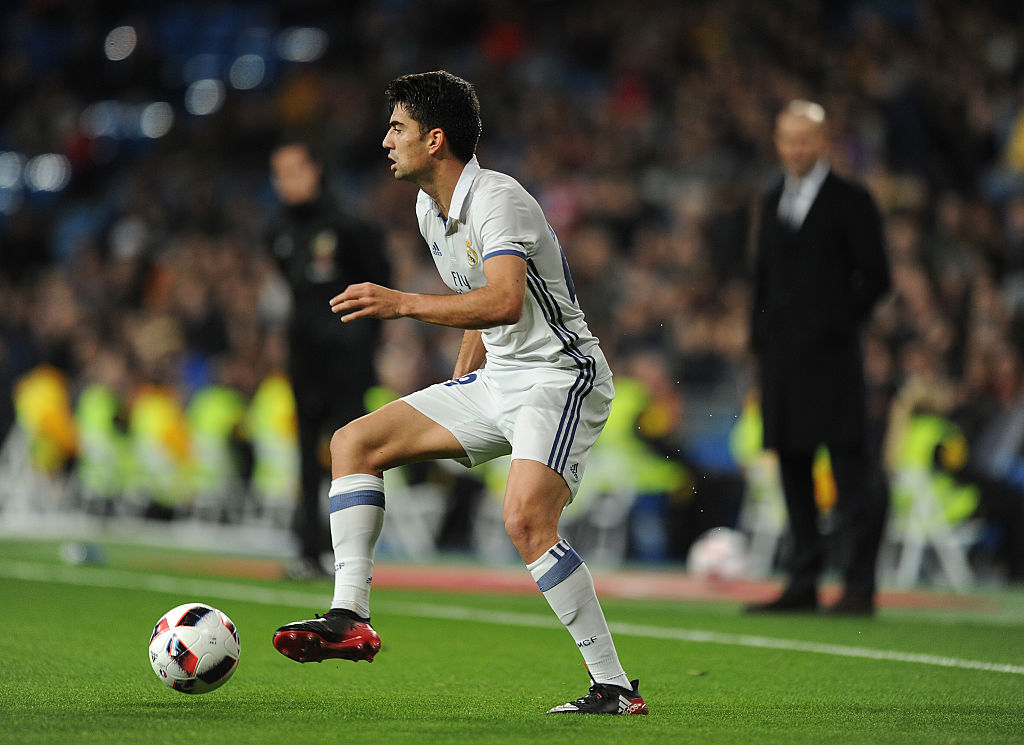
{"left": 402, "top": 365, "right": 614, "bottom": 501}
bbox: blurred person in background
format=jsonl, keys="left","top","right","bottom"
{"left": 268, "top": 138, "right": 391, "bottom": 579}
{"left": 950, "top": 341, "right": 1024, "bottom": 580}
{"left": 746, "top": 100, "right": 892, "bottom": 616}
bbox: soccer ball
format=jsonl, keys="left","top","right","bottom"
{"left": 687, "top": 527, "right": 748, "bottom": 583}
{"left": 148, "top": 603, "right": 240, "bottom": 694}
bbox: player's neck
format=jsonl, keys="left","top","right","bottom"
{"left": 419, "top": 158, "right": 466, "bottom": 220}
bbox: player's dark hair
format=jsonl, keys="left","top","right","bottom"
{"left": 385, "top": 70, "right": 482, "bottom": 163}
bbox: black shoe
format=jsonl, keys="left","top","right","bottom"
{"left": 825, "top": 594, "right": 875, "bottom": 617}
{"left": 546, "top": 678, "right": 648, "bottom": 715}
{"left": 273, "top": 609, "right": 381, "bottom": 663}
{"left": 745, "top": 589, "right": 818, "bottom": 614}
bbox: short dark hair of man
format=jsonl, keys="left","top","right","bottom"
{"left": 273, "top": 135, "right": 324, "bottom": 164}
{"left": 385, "top": 70, "right": 482, "bottom": 163}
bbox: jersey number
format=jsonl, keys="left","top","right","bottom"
{"left": 443, "top": 373, "right": 478, "bottom": 387}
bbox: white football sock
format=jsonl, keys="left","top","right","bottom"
{"left": 328, "top": 474, "right": 385, "bottom": 619}
{"left": 527, "top": 539, "right": 630, "bottom": 689}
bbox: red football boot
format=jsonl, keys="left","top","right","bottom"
{"left": 273, "top": 609, "right": 381, "bottom": 663}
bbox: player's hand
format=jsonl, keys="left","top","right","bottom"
{"left": 329, "top": 283, "right": 405, "bottom": 322}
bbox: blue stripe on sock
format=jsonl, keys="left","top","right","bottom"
{"left": 329, "top": 489, "right": 385, "bottom": 513}
{"left": 536, "top": 546, "right": 583, "bottom": 592}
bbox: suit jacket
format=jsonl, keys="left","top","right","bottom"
{"left": 751, "top": 171, "right": 891, "bottom": 454}
{"left": 269, "top": 193, "right": 391, "bottom": 393}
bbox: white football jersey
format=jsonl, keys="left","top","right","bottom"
{"left": 415, "top": 156, "right": 610, "bottom": 379}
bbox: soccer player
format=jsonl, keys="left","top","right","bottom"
{"left": 273, "top": 70, "right": 648, "bottom": 716}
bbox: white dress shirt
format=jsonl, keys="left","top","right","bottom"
{"left": 778, "top": 159, "right": 830, "bottom": 229}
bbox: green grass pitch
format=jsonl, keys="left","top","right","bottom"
{"left": 2, "top": 538, "right": 1024, "bottom": 745}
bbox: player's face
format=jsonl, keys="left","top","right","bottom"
{"left": 270, "top": 145, "right": 321, "bottom": 206}
{"left": 774, "top": 113, "right": 827, "bottom": 178}
{"left": 382, "top": 105, "right": 432, "bottom": 183}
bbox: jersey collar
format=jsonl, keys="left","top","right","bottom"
{"left": 441, "top": 155, "right": 480, "bottom": 234}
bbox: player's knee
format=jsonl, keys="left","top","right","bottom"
{"left": 330, "top": 422, "right": 381, "bottom": 471}
{"left": 329, "top": 424, "right": 355, "bottom": 459}
{"left": 502, "top": 513, "right": 530, "bottom": 549}
{"left": 503, "top": 510, "right": 551, "bottom": 558}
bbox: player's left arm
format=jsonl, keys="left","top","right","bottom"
{"left": 452, "top": 330, "right": 486, "bottom": 378}
{"left": 329, "top": 253, "right": 526, "bottom": 330}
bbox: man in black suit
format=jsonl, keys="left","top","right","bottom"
{"left": 747, "top": 101, "right": 891, "bottom": 616}
{"left": 269, "top": 139, "right": 391, "bottom": 578}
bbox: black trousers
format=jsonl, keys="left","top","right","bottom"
{"left": 290, "top": 367, "right": 371, "bottom": 563}
{"left": 778, "top": 447, "right": 889, "bottom": 599}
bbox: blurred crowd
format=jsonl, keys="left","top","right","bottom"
{"left": 4, "top": 0, "right": 1024, "bottom": 579}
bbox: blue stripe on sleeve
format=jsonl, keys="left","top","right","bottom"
{"left": 484, "top": 248, "right": 527, "bottom": 260}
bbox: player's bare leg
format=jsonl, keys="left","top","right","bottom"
{"left": 503, "top": 459, "right": 648, "bottom": 715}
{"left": 273, "top": 402, "right": 465, "bottom": 664}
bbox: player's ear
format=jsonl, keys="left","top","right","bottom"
{"left": 426, "top": 127, "right": 445, "bottom": 156}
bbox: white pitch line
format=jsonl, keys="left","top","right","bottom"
{"left": 380, "top": 602, "right": 1024, "bottom": 676}
{"left": 4, "top": 560, "right": 1024, "bottom": 676}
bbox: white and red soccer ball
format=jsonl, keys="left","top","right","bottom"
{"left": 687, "top": 527, "right": 749, "bottom": 583}
{"left": 149, "top": 603, "right": 240, "bottom": 694}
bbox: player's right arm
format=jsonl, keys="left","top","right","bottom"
{"left": 328, "top": 254, "right": 526, "bottom": 329}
